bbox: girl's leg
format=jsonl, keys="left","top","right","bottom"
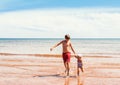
{"left": 77, "top": 68, "right": 80, "bottom": 76}
{"left": 81, "top": 67, "right": 84, "bottom": 72}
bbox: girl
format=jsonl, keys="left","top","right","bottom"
{"left": 76, "top": 54, "right": 84, "bottom": 76}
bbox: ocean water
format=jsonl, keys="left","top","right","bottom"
{"left": 0, "top": 38, "right": 120, "bottom": 57}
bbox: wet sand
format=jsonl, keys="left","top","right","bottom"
{"left": 0, "top": 54, "right": 120, "bottom": 85}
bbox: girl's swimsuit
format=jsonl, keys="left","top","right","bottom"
{"left": 78, "top": 62, "right": 82, "bottom": 68}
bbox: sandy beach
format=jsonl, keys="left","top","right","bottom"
{"left": 0, "top": 54, "right": 120, "bottom": 85}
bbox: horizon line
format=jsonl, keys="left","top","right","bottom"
{"left": 0, "top": 37, "right": 120, "bottom": 39}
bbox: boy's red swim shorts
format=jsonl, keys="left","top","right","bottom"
{"left": 62, "top": 52, "right": 71, "bottom": 63}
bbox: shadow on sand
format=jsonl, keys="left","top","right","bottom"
{"left": 33, "top": 74, "right": 77, "bottom": 78}
{"left": 33, "top": 74, "right": 65, "bottom": 78}
{"left": 33, "top": 74, "right": 84, "bottom": 85}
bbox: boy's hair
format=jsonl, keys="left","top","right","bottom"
{"left": 65, "top": 34, "right": 70, "bottom": 40}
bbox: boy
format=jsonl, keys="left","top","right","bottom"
{"left": 50, "top": 34, "right": 76, "bottom": 76}
{"left": 76, "top": 54, "right": 84, "bottom": 76}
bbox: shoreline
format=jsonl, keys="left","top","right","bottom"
{"left": 0, "top": 52, "right": 119, "bottom": 58}
{"left": 0, "top": 54, "right": 120, "bottom": 85}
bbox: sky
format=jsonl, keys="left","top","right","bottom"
{"left": 0, "top": 0, "right": 120, "bottom": 38}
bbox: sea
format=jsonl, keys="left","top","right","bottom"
{"left": 0, "top": 38, "right": 120, "bottom": 57}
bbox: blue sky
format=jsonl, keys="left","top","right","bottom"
{"left": 0, "top": 0, "right": 120, "bottom": 12}
{"left": 0, "top": 0, "right": 120, "bottom": 38}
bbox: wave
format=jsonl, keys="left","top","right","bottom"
{"left": 0, "top": 52, "right": 120, "bottom": 58}
{"left": 0, "top": 53, "right": 61, "bottom": 57}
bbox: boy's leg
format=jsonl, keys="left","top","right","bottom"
{"left": 64, "top": 62, "right": 67, "bottom": 73}
{"left": 66, "top": 62, "right": 70, "bottom": 76}
{"left": 64, "top": 62, "right": 70, "bottom": 76}
{"left": 62, "top": 52, "right": 71, "bottom": 76}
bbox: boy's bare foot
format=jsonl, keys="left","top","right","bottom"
{"left": 65, "top": 70, "right": 67, "bottom": 74}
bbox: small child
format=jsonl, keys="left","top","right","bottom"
{"left": 75, "top": 54, "right": 84, "bottom": 76}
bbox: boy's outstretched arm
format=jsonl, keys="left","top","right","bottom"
{"left": 50, "top": 41, "right": 63, "bottom": 51}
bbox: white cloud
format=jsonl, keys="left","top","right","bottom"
{"left": 0, "top": 8, "right": 120, "bottom": 38}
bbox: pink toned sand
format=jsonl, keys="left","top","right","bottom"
{"left": 0, "top": 54, "right": 120, "bottom": 85}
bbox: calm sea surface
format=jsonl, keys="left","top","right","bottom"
{"left": 0, "top": 38, "right": 120, "bottom": 57}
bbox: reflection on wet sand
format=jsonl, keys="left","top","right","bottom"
{"left": 64, "top": 76, "right": 84, "bottom": 85}
{"left": 77, "top": 76, "right": 84, "bottom": 85}
{"left": 64, "top": 77, "right": 69, "bottom": 85}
